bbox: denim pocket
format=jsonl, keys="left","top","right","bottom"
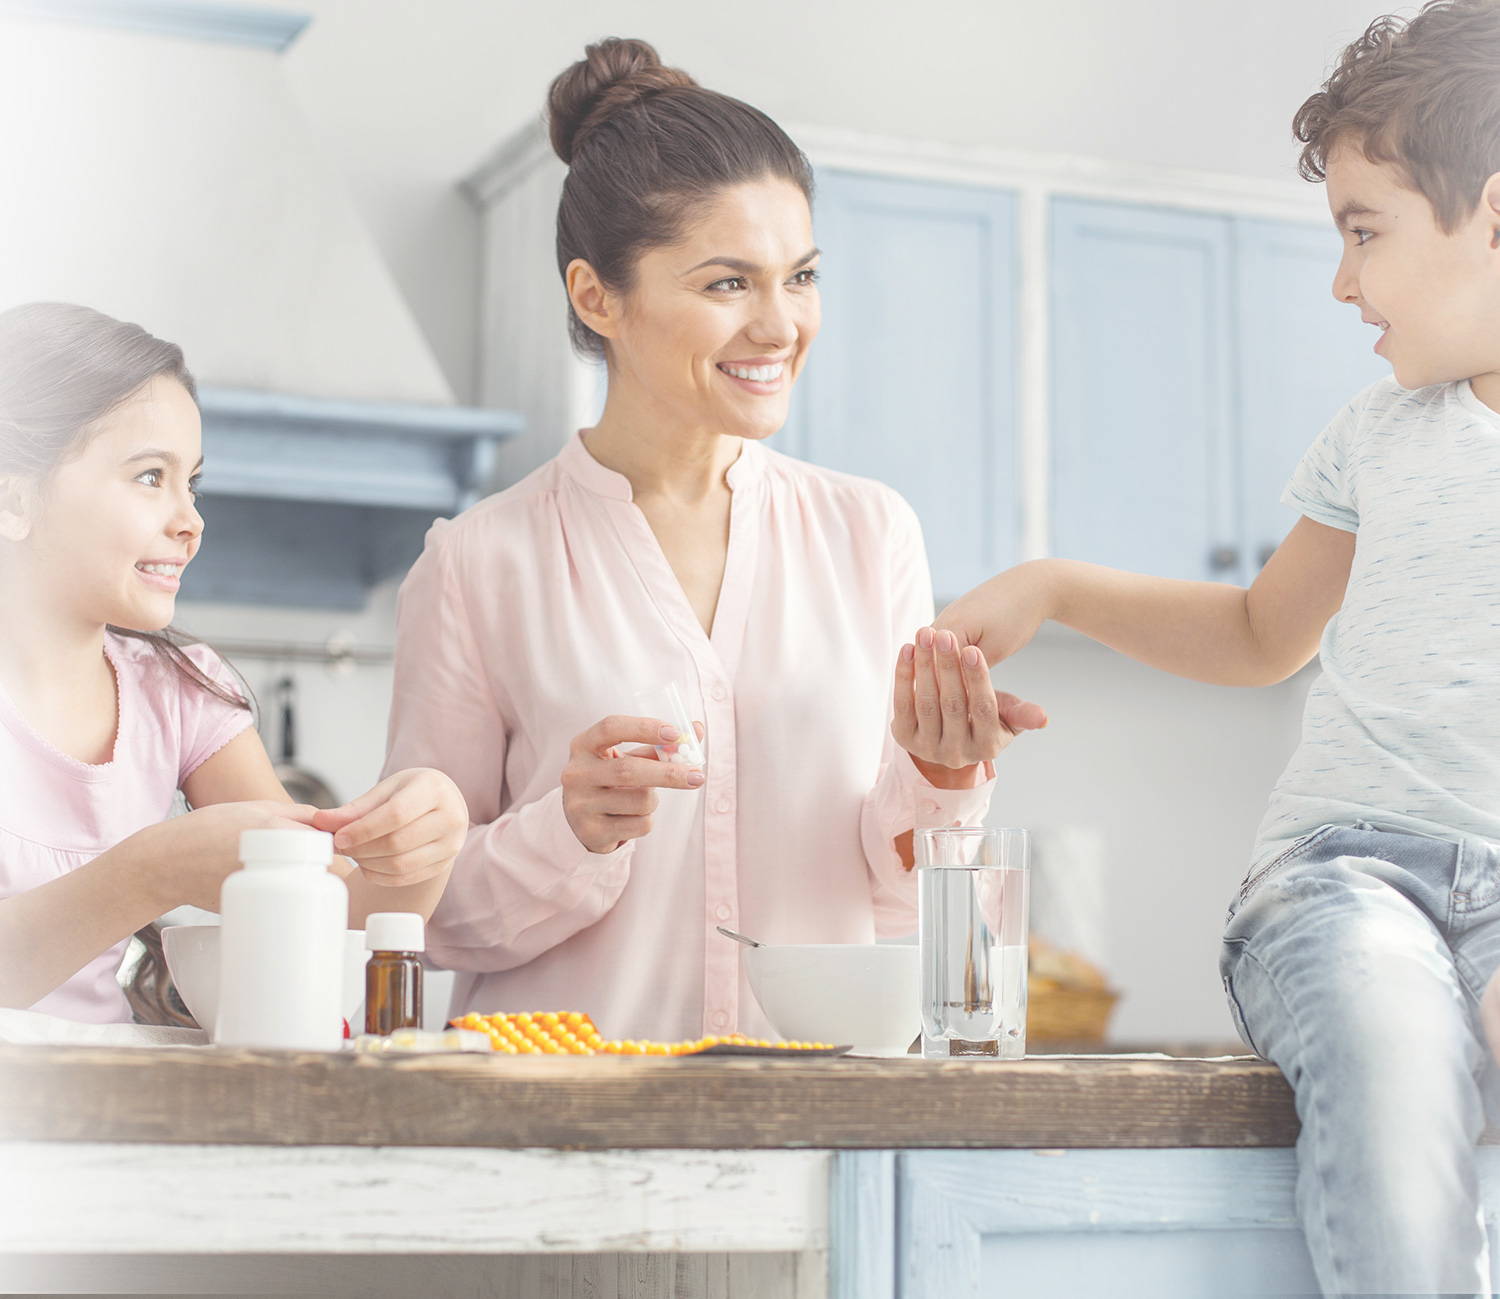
{"left": 1234, "top": 824, "right": 1341, "bottom": 909}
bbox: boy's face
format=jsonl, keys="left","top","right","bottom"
{"left": 1326, "top": 145, "right": 1500, "bottom": 397}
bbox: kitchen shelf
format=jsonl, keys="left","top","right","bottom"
{"left": 182, "top": 387, "right": 521, "bottom": 609}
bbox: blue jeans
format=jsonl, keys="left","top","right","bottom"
{"left": 1223, "top": 821, "right": 1500, "bottom": 1298}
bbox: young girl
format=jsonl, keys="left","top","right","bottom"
{"left": 0, "top": 302, "right": 467, "bottom": 1024}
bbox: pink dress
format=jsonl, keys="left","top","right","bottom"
{"left": 384, "top": 434, "right": 996, "bottom": 1041}
{"left": 0, "top": 634, "right": 252, "bottom": 1021}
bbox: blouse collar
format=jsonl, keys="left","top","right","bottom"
{"left": 560, "top": 431, "right": 766, "bottom": 502}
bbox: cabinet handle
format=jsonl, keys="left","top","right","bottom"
{"left": 1208, "top": 545, "right": 1240, "bottom": 573}
{"left": 1257, "top": 544, "right": 1277, "bottom": 569}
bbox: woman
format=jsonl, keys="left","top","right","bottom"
{"left": 384, "top": 39, "right": 1045, "bottom": 1040}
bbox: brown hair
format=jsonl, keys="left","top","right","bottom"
{"left": 0, "top": 302, "right": 247, "bottom": 711}
{"left": 546, "top": 37, "right": 815, "bottom": 359}
{"left": 1293, "top": 0, "right": 1500, "bottom": 232}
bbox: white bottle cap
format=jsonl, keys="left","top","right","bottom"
{"left": 238, "top": 828, "right": 334, "bottom": 868}
{"left": 365, "top": 912, "right": 426, "bottom": 953}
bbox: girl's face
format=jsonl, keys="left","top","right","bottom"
{"left": 10, "top": 375, "right": 204, "bottom": 632}
{"left": 589, "top": 177, "right": 822, "bottom": 441}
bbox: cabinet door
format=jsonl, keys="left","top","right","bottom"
{"left": 1234, "top": 218, "right": 1388, "bottom": 576}
{"left": 1051, "top": 199, "right": 1237, "bottom": 580}
{"left": 787, "top": 170, "right": 1019, "bottom": 602}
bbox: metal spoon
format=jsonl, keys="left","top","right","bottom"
{"left": 715, "top": 925, "right": 764, "bottom": 948}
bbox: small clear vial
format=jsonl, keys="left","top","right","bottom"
{"left": 364, "top": 912, "right": 425, "bottom": 1036}
{"left": 632, "top": 682, "right": 706, "bottom": 770}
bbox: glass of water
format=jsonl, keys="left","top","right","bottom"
{"left": 917, "top": 827, "right": 1030, "bottom": 1059}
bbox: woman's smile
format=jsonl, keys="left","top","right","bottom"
{"left": 716, "top": 355, "right": 789, "bottom": 394}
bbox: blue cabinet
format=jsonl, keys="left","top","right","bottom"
{"left": 1051, "top": 198, "right": 1386, "bottom": 583}
{"left": 180, "top": 388, "right": 519, "bottom": 609}
{"left": 787, "top": 170, "right": 1019, "bottom": 601}
{"left": 1050, "top": 200, "right": 1237, "bottom": 582}
{"left": 793, "top": 180, "right": 1384, "bottom": 597}
{"left": 831, "top": 1147, "right": 1500, "bottom": 1298}
{"left": 1234, "top": 218, "right": 1387, "bottom": 573}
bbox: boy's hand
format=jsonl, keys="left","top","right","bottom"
{"left": 933, "top": 560, "right": 1058, "bottom": 667}
{"left": 313, "top": 768, "right": 468, "bottom": 887}
{"left": 892, "top": 627, "right": 1047, "bottom": 784}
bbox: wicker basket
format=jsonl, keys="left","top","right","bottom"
{"left": 1027, "top": 975, "right": 1120, "bottom": 1044}
{"left": 1026, "top": 936, "right": 1120, "bottom": 1044}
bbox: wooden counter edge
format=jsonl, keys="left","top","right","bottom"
{"left": 0, "top": 1044, "right": 1300, "bottom": 1150}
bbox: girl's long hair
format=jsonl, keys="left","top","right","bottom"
{"left": 0, "top": 302, "right": 249, "bottom": 1024}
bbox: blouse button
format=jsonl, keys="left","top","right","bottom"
{"left": 711, "top": 1011, "right": 730, "bottom": 1029}
{"left": 714, "top": 903, "right": 733, "bottom": 922}
{"left": 714, "top": 796, "right": 734, "bottom": 815}
{"left": 711, "top": 684, "right": 729, "bottom": 702}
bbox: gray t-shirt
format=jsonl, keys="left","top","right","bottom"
{"left": 1254, "top": 376, "right": 1500, "bottom": 862}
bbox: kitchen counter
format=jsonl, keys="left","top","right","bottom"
{"left": 19, "top": 1045, "right": 1490, "bottom": 1298}
{"left": 0, "top": 1044, "right": 1296, "bottom": 1149}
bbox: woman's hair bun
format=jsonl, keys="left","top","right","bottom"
{"left": 547, "top": 37, "right": 698, "bottom": 165}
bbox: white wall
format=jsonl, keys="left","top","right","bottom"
{"left": 281, "top": 0, "right": 1391, "bottom": 400}
{"left": 988, "top": 631, "right": 1313, "bottom": 1043}
{"left": 0, "top": 16, "right": 453, "bottom": 405}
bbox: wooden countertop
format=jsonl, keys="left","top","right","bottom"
{"left": 0, "top": 1044, "right": 1299, "bottom": 1150}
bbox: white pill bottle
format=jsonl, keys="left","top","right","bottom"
{"left": 215, "top": 828, "right": 348, "bottom": 1050}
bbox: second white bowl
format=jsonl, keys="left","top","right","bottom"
{"left": 743, "top": 942, "right": 920, "bottom": 1056}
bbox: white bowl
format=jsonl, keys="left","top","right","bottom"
{"left": 162, "top": 924, "right": 368, "bottom": 1032}
{"left": 743, "top": 943, "right": 920, "bottom": 1056}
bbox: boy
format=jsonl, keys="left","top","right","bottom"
{"left": 936, "top": 3, "right": 1500, "bottom": 1293}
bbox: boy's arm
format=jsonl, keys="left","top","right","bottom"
{"left": 935, "top": 517, "right": 1356, "bottom": 688}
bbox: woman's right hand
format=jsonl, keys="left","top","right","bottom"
{"left": 933, "top": 560, "right": 1060, "bottom": 667}
{"left": 140, "top": 800, "right": 322, "bottom": 912}
{"left": 562, "top": 716, "right": 706, "bottom": 855}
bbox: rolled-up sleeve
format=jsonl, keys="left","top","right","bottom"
{"left": 382, "top": 520, "right": 634, "bottom": 973}
{"left": 859, "top": 497, "right": 995, "bottom": 934}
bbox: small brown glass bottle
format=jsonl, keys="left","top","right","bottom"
{"left": 364, "top": 913, "right": 424, "bottom": 1036}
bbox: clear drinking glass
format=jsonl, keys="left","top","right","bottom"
{"left": 917, "top": 827, "right": 1030, "bottom": 1059}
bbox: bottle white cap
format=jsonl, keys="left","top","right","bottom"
{"left": 238, "top": 828, "right": 334, "bottom": 868}
{"left": 365, "top": 912, "right": 425, "bottom": 953}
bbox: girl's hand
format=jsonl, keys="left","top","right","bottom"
{"left": 147, "top": 800, "right": 323, "bottom": 912}
{"left": 892, "top": 627, "right": 1047, "bottom": 786}
{"left": 932, "top": 560, "right": 1058, "bottom": 667}
{"left": 562, "top": 715, "right": 707, "bottom": 854}
{"left": 313, "top": 768, "right": 468, "bottom": 887}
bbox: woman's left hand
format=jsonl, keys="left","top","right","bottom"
{"left": 892, "top": 627, "right": 1047, "bottom": 789}
{"left": 312, "top": 767, "right": 468, "bottom": 887}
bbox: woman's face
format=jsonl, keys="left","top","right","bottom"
{"left": 5, "top": 375, "right": 204, "bottom": 633}
{"left": 599, "top": 177, "right": 822, "bottom": 441}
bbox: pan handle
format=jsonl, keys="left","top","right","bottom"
{"left": 276, "top": 675, "right": 297, "bottom": 765}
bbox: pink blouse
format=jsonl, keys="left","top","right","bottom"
{"left": 384, "top": 434, "right": 995, "bottom": 1042}
{"left": 0, "top": 634, "right": 252, "bottom": 1022}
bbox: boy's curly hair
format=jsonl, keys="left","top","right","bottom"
{"left": 1294, "top": 0, "right": 1500, "bottom": 232}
